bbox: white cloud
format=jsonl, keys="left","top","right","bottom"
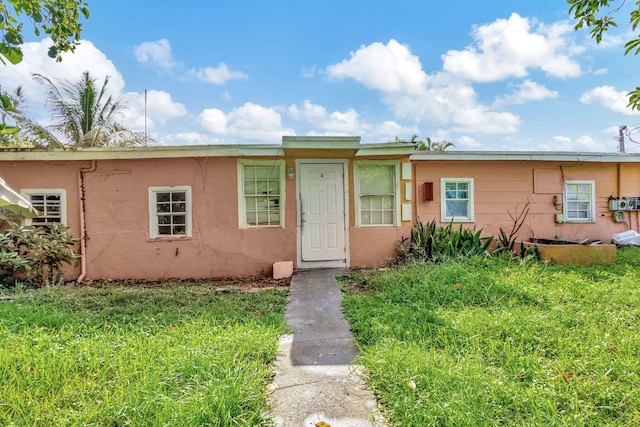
{"left": 199, "top": 102, "right": 294, "bottom": 142}
{"left": 157, "top": 132, "right": 225, "bottom": 146}
{"left": 0, "top": 39, "right": 124, "bottom": 100}
{"left": 456, "top": 135, "right": 483, "bottom": 149}
{"left": 189, "top": 63, "right": 247, "bottom": 84}
{"left": 580, "top": 86, "right": 640, "bottom": 116}
{"left": 288, "top": 100, "right": 418, "bottom": 141}
{"left": 288, "top": 100, "right": 364, "bottom": 134}
{"left": 442, "top": 13, "right": 582, "bottom": 82}
{"left": 121, "top": 90, "right": 188, "bottom": 130}
{"left": 533, "top": 134, "right": 610, "bottom": 151}
{"left": 382, "top": 77, "right": 521, "bottom": 134}
{"left": 0, "top": 39, "right": 190, "bottom": 135}
{"left": 494, "top": 80, "right": 558, "bottom": 106}
{"left": 302, "top": 65, "right": 316, "bottom": 78}
{"left": 0, "top": 38, "right": 125, "bottom": 126}
{"left": 134, "top": 39, "right": 178, "bottom": 71}
{"left": 327, "top": 39, "right": 428, "bottom": 93}
{"left": 135, "top": 39, "right": 246, "bottom": 85}
{"left": 327, "top": 42, "right": 521, "bottom": 135}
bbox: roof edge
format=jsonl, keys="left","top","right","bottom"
{"left": 409, "top": 150, "right": 640, "bottom": 162}
{"left": 0, "top": 144, "right": 285, "bottom": 161}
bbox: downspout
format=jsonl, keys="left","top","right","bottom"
{"left": 77, "top": 160, "right": 97, "bottom": 283}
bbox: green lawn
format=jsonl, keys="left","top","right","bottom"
{"left": 0, "top": 281, "right": 287, "bottom": 426}
{"left": 342, "top": 248, "right": 640, "bottom": 426}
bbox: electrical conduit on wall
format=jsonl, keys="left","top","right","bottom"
{"left": 77, "top": 160, "right": 97, "bottom": 282}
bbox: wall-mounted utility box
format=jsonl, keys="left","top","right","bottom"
{"left": 609, "top": 199, "right": 629, "bottom": 211}
{"left": 423, "top": 182, "right": 434, "bottom": 201}
{"left": 555, "top": 213, "right": 565, "bottom": 223}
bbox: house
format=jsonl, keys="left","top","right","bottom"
{"left": 1, "top": 136, "right": 639, "bottom": 281}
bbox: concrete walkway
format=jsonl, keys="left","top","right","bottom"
{"left": 268, "top": 269, "right": 387, "bottom": 427}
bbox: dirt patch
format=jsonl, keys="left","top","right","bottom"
{"left": 343, "top": 280, "right": 367, "bottom": 295}
{"left": 211, "top": 275, "right": 291, "bottom": 292}
{"left": 76, "top": 274, "right": 291, "bottom": 292}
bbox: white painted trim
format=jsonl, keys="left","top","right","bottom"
{"left": 237, "top": 159, "right": 286, "bottom": 229}
{"left": 20, "top": 188, "right": 67, "bottom": 225}
{"left": 353, "top": 160, "right": 401, "bottom": 227}
{"left": 440, "top": 178, "right": 475, "bottom": 223}
{"left": 563, "top": 180, "right": 596, "bottom": 223}
{"left": 0, "top": 144, "right": 284, "bottom": 161}
{"left": 296, "top": 159, "right": 350, "bottom": 270}
{"left": 410, "top": 151, "right": 640, "bottom": 163}
{"left": 148, "top": 186, "right": 192, "bottom": 239}
{"left": 283, "top": 136, "right": 361, "bottom": 150}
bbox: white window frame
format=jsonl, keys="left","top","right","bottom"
{"left": 354, "top": 160, "right": 400, "bottom": 227}
{"left": 148, "top": 186, "right": 192, "bottom": 239}
{"left": 440, "top": 178, "right": 474, "bottom": 223}
{"left": 563, "top": 180, "right": 596, "bottom": 223}
{"left": 20, "top": 188, "right": 67, "bottom": 225}
{"left": 237, "top": 159, "right": 285, "bottom": 228}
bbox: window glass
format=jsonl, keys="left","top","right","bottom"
{"left": 441, "top": 179, "right": 474, "bottom": 222}
{"left": 357, "top": 164, "right": 396, "bottom": 226}
{"left": 241, "top": 163, "right": 283, "bottom": 227}
{"left": 149, "top": 187, "right": 191, "bottom": 238}
{"left": 565, "top": 181, "right": 594, "bottom": 222}
{"left": 22, "top": 190, "right": 65, "bottom": 224}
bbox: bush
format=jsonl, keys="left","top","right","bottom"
{"left": 397, "top": 219, "right": 493, "bottom": 263}
{"left": 0, "top": 222, "right": 79, "bottom": 288}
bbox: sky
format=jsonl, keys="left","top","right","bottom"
{"left": 1, "top": 0, "right": 640, "bottom": 152}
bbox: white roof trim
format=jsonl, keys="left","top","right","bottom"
{"left": 410, "top": 151, "right": 640, "bottom": 163}
{"left": 356, "top": 143, "right": 416, "bottom": 156}
{"left": 0, "top": 144, "right": 285, "bottom": 161}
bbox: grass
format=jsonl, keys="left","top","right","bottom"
{"left": 342, "top": 248, "right": 640, "bottom": 426}
{"left": 0, "top": 281, "right": 288, "bottom": 426}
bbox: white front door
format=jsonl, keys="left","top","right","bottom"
{"left": 299, "top": 163, "right": 346, "bottom": 262}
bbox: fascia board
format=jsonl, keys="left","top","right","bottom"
{"left": 409, "top": 151, "right": 640, "bottom": 163}
{"left": 0, "top": 144, "right": 285, "bottom": 161}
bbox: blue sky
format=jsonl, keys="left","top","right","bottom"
{"left": 2, "top": 0, "right": 639, "bottom": 151}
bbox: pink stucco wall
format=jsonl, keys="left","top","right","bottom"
{"left": 84, "top": 158, "right": 297, "bottom": 280}
{"left": 1, "top": 158, "right": 298, "bottom": 280}
{"left": 0, "top": 161, "right": 83, "bottom": 279}
{"left": 349, "top": 226, "right": 410, "bottom": 268}
{"left": 3, "top": 155, "right": 638, "bottom": 282}
{"left": 414, "top": 160, "right": 640, "bottom": 242}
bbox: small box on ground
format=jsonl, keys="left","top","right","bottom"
{"left": 273, "top": 261, "right": 294, "bottom": 279}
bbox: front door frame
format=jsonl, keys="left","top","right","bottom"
{"left": 296, "top": 159, "right": 350, "bottom": 269}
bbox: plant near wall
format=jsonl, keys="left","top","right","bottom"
{"left": 0, "top": 222, "right": 79, "bottom": 287}
{"left": 494, "top": 200, "right": 530, "bottom": 254}
{"left": 397, "top": 219, "right": 493, "bottom": 263}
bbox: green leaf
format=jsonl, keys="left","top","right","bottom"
{"left": 0, "top": 44, "right": 23, "bottom": 64}
{"left": 47, "top": 45, "right": 58, "bottom": 59}
{"left": 624, "top": 37, "right": 640, "bottom": 55}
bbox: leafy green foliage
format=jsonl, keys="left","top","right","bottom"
{"left": 0, "top": 0, "right": 89, "bottom": 64}
{"left": 397, "top": 219, "right": 492, "bottom": 263}
{"left": 568, "top": 0, "right": 640, "bottom": 110}
{"left": 0, "top": 222, "right": 79, "bottom": 287}
{"left": 7, "top": 72, "right": 150, "bottom": 147}
{"left": 343, "top": 251, "right": 640, "bottom": 425}
{"left": 394, "top": 135, "right": 455, "bottom": 151}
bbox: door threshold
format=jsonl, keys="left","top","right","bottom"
{"left": 297, "top": 260, "right": 347, "bottom": 269}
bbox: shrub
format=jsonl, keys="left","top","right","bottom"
{"left": 397, "top": 219, "right": 493, "bottom": 263}
{"left": 0, "top": 222, "right": 79, "bottom": 287}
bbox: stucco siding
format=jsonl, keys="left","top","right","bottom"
{"left": 415, "top": 160, "right": 635, "bottom": 242}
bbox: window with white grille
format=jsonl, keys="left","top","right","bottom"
{"left": 149, "top": 186, "right": 192, "bottom": 238}
{"left": 21, "top": 189, "right": 66, "bottom": 224}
